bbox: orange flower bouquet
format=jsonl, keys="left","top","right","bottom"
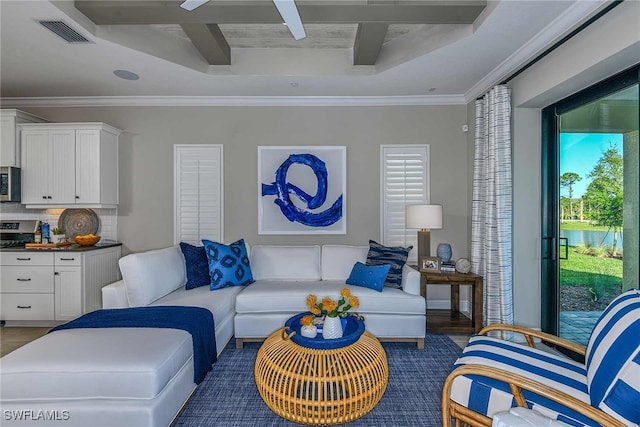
{"left": 306, "top": 288, "right": 360, "bottom": 319}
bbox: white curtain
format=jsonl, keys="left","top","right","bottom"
{"left": 471, "top": 85, "right": 513, "bottom": 336}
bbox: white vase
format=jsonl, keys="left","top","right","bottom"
{"left": 322, "top": 316, "right": 343, "bottom": 339}
{"left": 52, "top": 234, "right": 66, "bottom": 244}
{"left": 300, "top": 325, "right": 317, "bottom": 338}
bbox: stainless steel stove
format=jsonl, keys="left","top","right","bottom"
{"left": 0, "top": 220, "right": 37, "bottom": 248}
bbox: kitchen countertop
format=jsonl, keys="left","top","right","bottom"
{"left": 0, "top": 241, "right": 122, "bottom": 252}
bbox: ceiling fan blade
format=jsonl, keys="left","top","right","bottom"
{"left": 180, "top": 0, "right": 210, "bottom": 12}
{"left": 273, "top": 0, "right": 306, "bottom": 40}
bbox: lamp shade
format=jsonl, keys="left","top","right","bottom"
{"left": 405, "top": 204, "right": 443, "bottom": 230}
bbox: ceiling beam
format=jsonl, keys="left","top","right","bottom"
{"left": 180, "top": 23, "right": 231, "bottom": 65}
{"left": 353, "top": 23, "right": 388, "bottom": 66}
{"left": 75, "top": 1, "right": 486, "bottom": 25}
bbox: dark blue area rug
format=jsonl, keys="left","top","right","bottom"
{"left": 175, "top": 334, "right": 462, "bottom": 427}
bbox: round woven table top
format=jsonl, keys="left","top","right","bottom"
{"left": 255, "top": 328, "right": 389, "bottom": 426}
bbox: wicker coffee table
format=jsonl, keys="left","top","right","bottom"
{"left": 255, "top": 325, "right": 388, "bottom": 425}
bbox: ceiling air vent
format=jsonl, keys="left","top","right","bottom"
{"left": 39, "top": 21, "right": 90, "bottom": 43}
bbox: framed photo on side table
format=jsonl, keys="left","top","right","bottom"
{"left": 420, "top": 256, "right": 441, "bottom": 273}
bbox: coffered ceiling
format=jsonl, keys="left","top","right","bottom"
{"left": 74, "top": 1, "right": 487, "bottom": 66}
{"left": 0, "top": 1, "right": 611, "bottom": 103}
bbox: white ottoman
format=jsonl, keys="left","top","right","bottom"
{"left": 0, "top": 328, "right": 197, "bottom": 427}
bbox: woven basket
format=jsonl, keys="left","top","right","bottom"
{"left": 255, "top": 329, "right": 388, "bottom": 425}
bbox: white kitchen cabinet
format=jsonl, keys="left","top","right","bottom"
{"left": 0, "top": 245, "right": 122, "bottom": 325}
{"left": 0, "top": 109, "right": 46, "bottom": 167}
{"left": 54, "top": 266, "right": 82, "bottom": 320}
{"left": 21, "top": 128, "right": 76, "bottom": 205}
{"left": 53, "top": 253, "right": 82, "bottom": 321}
{"left": 19, "top": 123, "right": 121, "bottom": 208}
{"left": 0, "top": 252, "right": 54, "bottom": 321}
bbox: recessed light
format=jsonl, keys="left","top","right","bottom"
{"left": 113, "top": 69, "right": 140, "bottom": 81}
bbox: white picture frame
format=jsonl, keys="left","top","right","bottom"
{"left": 258, "top": 146, "right": 346, "bottom": 235}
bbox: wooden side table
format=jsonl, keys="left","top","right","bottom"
{"left": 419, "top": 271, "right": 483, "bottom": 334}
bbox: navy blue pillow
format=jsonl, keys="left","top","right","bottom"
{"left": 179, "top": 242, "right": 211, "bottom": 290}
{"left": 366, "top": 240, "right": 412, "bottom": 289}
{"left": 202, "top": 239, "right": 254, "bottom": 290}
{"left": 346, "top": 262, "right": 390, "bottom": 292}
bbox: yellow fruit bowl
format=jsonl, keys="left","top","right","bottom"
{"left": 74, "top": 234, "right": 101, "bottom": 246}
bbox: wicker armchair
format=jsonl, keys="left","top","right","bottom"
{"left": 442, "top": 290, "right": 640, "bottom": 427}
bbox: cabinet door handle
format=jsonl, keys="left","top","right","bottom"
{"left": 16, "top": 278, "right": 32, "bottom": 282}
{"left": 42, "top": 195, "right": 47, "bottom": 199}
{"left": 17, "top": 305, "right": 32, "bottom": 309}
{"left": 54, "top": 272, "right": 60, "bottom": 275}
{"left": 75, "top": 196, "right": 80, "bottom": 199}
{"left": 16, "top": 257, "right": 31, "bottom": 261}
{"left": 60, "top": 257, "right": 75, "bottom": 261}
{"left": 47, "top": 196, "right": 52, "bottom": 199}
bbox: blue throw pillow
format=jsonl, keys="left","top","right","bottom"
{"left": 346, "top": 262, "right": 390, "bottom": 292}
{"left": 366, "top": 240, "right": 412, "bottom": 289}
{"left": 179, "top": 242, "right": 211, "bottom": 290}
{"left": 202, "top": 239, "right": 254, "bottom": 290}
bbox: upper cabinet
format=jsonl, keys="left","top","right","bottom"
{"left": 20, "top": 123, "right": 121, "bottom": 208}
{"left": 0, "top": 109, "right": 47, "bottom": 167}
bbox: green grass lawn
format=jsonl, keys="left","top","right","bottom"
{"left": 560, "top": 221, "right": 611, "bottom": 232}
{"left": 560, "top": 247, "right": 622, "bottom": 290}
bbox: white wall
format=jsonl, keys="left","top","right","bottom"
{"left": 15, "top": 105, "right": 470, "bottom": 303}
{"left": 511, "top": 107, "right": 541, "bottom": 328}
{"left": 507, "top": 0, "right": 640, "bottom": 327}
{"left": 19, "top": 105, "right": 470, "bottom": 252}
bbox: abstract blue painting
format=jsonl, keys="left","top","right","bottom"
{"left": 258, "top": 146, "right": 346, "bottom": 234}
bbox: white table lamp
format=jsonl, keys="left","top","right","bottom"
{"left": 406, "top": 204, "right": 443, "bottom": 261}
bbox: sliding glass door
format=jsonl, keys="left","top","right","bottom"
{"left": 542, "top": 65, "right": 639, "bottom": 347}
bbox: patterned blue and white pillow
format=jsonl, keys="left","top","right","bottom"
{"left": 202, "top": 239, "right": 254, "bottom": 290}
{"left": 179, "top": 242, "right": 211, "bottom": 290}
{"left": 365, "top": 240, "right": 412, "bottom": 289}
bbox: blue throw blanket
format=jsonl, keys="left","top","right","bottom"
{"left": 49, "top": 306, "right": 216, "bottom": 384}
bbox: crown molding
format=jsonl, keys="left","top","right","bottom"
{"left": 464, "top": 0, "right": 609, "bottom": 102}
{"left": 0, "top": 94, "right": 466, "bottom": 108}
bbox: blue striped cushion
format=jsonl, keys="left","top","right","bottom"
{"left": 451, "top": 335, "right": 595, "bottom": 426}
{"left": 365, "top": 240, "right": 411, "bottom": 289}
{"left": 585, "top": 289, "right": 640, "bottom": 425}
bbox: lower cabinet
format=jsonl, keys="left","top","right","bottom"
{"left": 0, "top": 294, "right": 54, "bottom": 321}
{"left": 0, "top": 252, "right": 54, "bottom": 321}
{"left": 54, "top": 254, "right": 83, "bottom": 321}
{"left": 0, "top": 246, "right": 121, "bottom": 324}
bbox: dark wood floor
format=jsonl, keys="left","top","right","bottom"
{"left": 427, "top": 309, "right": 475, "bottom": 335}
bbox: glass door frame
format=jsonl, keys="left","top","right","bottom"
{"left": 541, "top": 64, "right": 640, "bottom": 338}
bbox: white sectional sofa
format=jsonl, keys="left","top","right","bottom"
{"left": 234, "top": 244, "right": 426, "bottom": 348}
{"left": 103, "top": 243, "right": 426, "bottom": 349}
{"left": 102, "top": 244, "right": 244, "bottom": 358}
{"left": 0, "top": 243, "right": 425, "bottom": 427}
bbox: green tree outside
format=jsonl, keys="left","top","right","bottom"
{"left": 583, "top": 146, "right": 623, "bottom": 255}
{"left": 560, "top": 172, "right": 581, "bottom": 219}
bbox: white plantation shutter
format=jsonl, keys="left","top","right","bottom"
{"left": 380, "top": 145, "right": 429, "bottom": 262}
{"left": 174, "top": 145, "right": 223, "bottom": 245}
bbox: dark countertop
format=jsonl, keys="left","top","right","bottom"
{"left": 0, "top": 241, "right": 122, "bottom": 252}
